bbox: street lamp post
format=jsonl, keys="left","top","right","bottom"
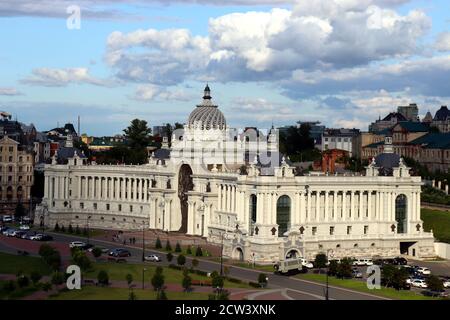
{"left": 142, "top": 267, "right": 146, "bottom": 290}
{"left": 86, "top": 215, "right": 91, "bottom": 245}
{"left": 325, "top": 249, "right": 333, "bottom": 300}
{"left": 142, "top": 221, "right": 145, "bottom": 262}
{"left": 220, "top": 232, "right": 224, "bottom": 276}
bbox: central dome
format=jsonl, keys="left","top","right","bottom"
{"left": 187, "top": 85, "right": 226, "bottom": 130}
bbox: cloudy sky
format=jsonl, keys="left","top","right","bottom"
{"left": 0, "top": 0, "right": 449, "bottom": 135}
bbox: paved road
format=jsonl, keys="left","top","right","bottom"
{"left": 39, "top": 232, "right": 388, "bottom": 300}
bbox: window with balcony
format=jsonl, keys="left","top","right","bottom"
{"left": 80, "top": 203, "right": 84, "bottom": 209}
{"left": 347, "top": 226, "right": 352, "bottom": 235}
{"left": 329, "top": 226, "right": 334, "bottom": 235}
{"left": 364, "top": 225, "right": 369, "bottom": 234}
{"left": 312, "top": 227, "right": 317, "bottom": 236}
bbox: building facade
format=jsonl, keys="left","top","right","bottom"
{"left": 0, "top": 136, "right": 34, "bottom": 214}
{"left": 38, "top": 86, "right": 435, "bottom": 263}
{"left": 321, "top": 128, "right": 360, "bottom": 157}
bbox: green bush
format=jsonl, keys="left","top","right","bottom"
{"left": 195, "top": 246, "right": 203, "bottom": 257}
{"left": 426, "top": 275, "right": 444, "bottom": 292}
{"left": 51, "top": 271, "right": 64, "bottom": 285}
{"left": 91, "top": 247, "right": 103, "bottom": 258}
{"left": 126, "top": 274, "right": 133, "bottom": 287}
{"left": 258, "top": 273, "right": 268, "bottom": 287}
{"left": 156, "top": 289, "right": 168, "bottom": 300}
{"left": 212, "top": 274, "right": 224, "bottom": 289}
{"left": 54, "top": 223, "right": 60, "bottom": 231}
{"left": 97, "top": 270, "right": 109, "bottom": 286}
{"left": 17, "top": 275, "right": 30, "bottom": 288}
{"left": 182, "top": 274, "right": 192, "bottom": 292}
{"left": 151, "top": 271, "right": 165, "bottom": 291}
{"left": 175, "top": 242, "right": 182, "bottom": 252}
{"left": 177, "top": 254, "right": 186, "bottom": 266}
{"left": 82, "top": 227, "right": 88, "bottom": 236}
{"left": 60, "top": 225, "right": 66, "bottom": 233}
{"left": 30, "top": 271, "right": 42, "bottom": 285}
{"left": 42, "top": 282, "right": 52, "bottom": 292}
{"left": 227, "top": 277, "right": 242, "bottom": 284}
{"left": 166, "top": 252, "right": 173, "bottom": 262}
{"left": 72, "top": 251, "right": 92, "bottom": 271}
{"left": 165, "top": 240, "right": 172, "bottom": 251}
{"left": 186, "top": 246, "right": 192, "bottom": 255}
{"left": 192, "top": 258, "right": 199, "bottom": 269}
{"left": 68, "top": 224, "right": 74, "bottom": 234}
{"left": 248, "top": 281, "right": 260, "bottom": 288}
{"left": 75, "top": 225, "right": 81, "bottom": 234}
{"left": 39, "top": 244, "right": 61, "bottom": 271}
{"left": 155, "top": 237, "right": 162, "bottom": 249}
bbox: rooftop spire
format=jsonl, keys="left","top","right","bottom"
{"left": 203, "top": 83, "right": 211, "bottom": 100}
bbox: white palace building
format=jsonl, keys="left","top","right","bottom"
{"left": 37, "top": 86, "right": 436, "bottom": 263}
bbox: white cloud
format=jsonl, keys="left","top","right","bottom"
{"left": 435, "top": 32, "right": 450, "bottom": 52}
{"left": 105, "top": 1, "right": 430, "bottom": 86}
{"left": 0, "top": 87, "right": 22, "bottom": 96}
{"left": 21, "top": 67, "right": 114, "bottom": 87}
{"left": 132, "top": 84, "right": 194, "bottom": 101}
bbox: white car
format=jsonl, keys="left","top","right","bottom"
{"left": 69, "top": 241, "right": 87, "bottom": 248}
{"left": 144, "top": 254, "right": 161, "bottom": 262}
{"left": 2, "top": 215, "right": 13, "bottom": 223}
{"left": 19, "top": 225, "right": 30, "bottom": 230}
{"left": 416, "top": 267, "right": 431, "bottom": 275}
{"left": 299, "top": 258, "right": 313, "bottom": 269}
{"left": 30, "top": 234, "right": 43, "bottom": 240}
{"left": 411, "top": 279, "right": 428, "bottom": 288}
{"left": 443, "top": 279, "right": 450, "bottom": 288}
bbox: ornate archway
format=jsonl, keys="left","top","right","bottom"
{"left": 277, "top": 195, "right": 291, "bottom": 237}
{"left": 178, "top": 164, "right": 193, "bottom": 233}
{"left": 232, "top": 247, "right": 244, "bottom": 261}
{"left": 395, "top": 194, "right": 407, "bottom": 234}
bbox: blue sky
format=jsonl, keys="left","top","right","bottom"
{"left": 0, "top": 0, "right": 449, "bottom": 136}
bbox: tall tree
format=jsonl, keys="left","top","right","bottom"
{"left": 123, "top": 119, "right": 152, "bottom": 149}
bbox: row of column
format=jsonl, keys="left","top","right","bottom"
{"left": 217, "top": 184, "right": 236, "bottom": 213}
{"left": 238, "top": 190, "right": 421, "bottom": 227}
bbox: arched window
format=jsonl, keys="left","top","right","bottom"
{"left": 395, "top": 194, "right": 407, "bottom": 233}
{"left": 277, "top": 195, "right": 291, "bottom": 237}
{"left": 250, "top": 194, "right": 257, "bottom": 223}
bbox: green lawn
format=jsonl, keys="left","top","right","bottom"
{"left": 0, "top": 252, "right": 52, "bottom": 275}
{"left": 84, "top": 262, "right": 250, "bottom": 288}
{"left": 49, "top": 286, "right": 209, "bottom": 300}
{"left": 0, "top": 280, "right": 42, "bottom": 300}
{"left": 296, "top": 273, "right": 438, "bottom": 300}
{"left": 421, "top": 208, "right": 450, "bottom": 243}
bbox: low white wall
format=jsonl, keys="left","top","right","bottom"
{"left": 434, "top": 242, "right": 450, "bottom": 259}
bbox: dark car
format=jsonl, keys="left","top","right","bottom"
{"left": 14, "top": 230, "right": 27, "bottom": 238}
{"left": 33, "top": 234, "right": 53, "bottom": 241}
{"left": 22, "top": 231, "right": 37, "bottom": 240}
{"left": 81, "top": 243, "right": 94, "bottom": 251}
{"left": 109, "top": 248, "right": 131, "bottom": 257}
{"left": 393, "top": 257, "right": 408, "bottom": 265}
{"left": 423, "top": 290, "right": 448, "bottom": 298}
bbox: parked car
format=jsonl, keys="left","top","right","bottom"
{"left": 2, "top": 215, "right": 13, "bottom": 223}
{"left": 22, "top": 231, "right": 36, "bottom": 240}
{"left": 442, "top": 278, "right": 450, "bottom": 288}
{"left": 416, "top": 267, "right": 431, "bottom": 275}
{"left": 393, "top": 257, "right": 408, "bottom": 265}
{"left": 144, "top": 254, "right": 161, "bottom": 262}
{"left": 14, "top": 230, "right": 27, "bottom": 238}
{"left": 19, "top": 224, "right": 30, "bottom": 230}
{"left": 0, "top": 226, "right": 9, "bottom": 233}
{"left": 5, "top": 229, "right": 18, "bottom": 237}
{"left": 422, "top": 290, "right": 448, "bottom": 298}
{"left": 69, "top": 241, "right": 87, "bottom": 248}
{"left": 30, "top": 233, "right": 53, "bottom": 241}
{"left": 109, "top": 248, "right": 131, "bottom": 257}
{"left": 411, "top": 279, "right": 428, "bottom": 288}
{"left": 352, "top": 268, "right": 363, "bottom": 278}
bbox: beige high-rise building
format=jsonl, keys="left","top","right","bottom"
{"left": 0, "top": 136, "right": 34, "bottom": 215}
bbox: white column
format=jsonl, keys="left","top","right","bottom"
{"left": 218, "top": 185, "right": 222, "bottom": 211}
{"left": 333, "top": 191, "right": 337, "bottom": 221}
{"left": 324, "top": 191, "right": 329, "bottom": 222}
{"left": 256, "top": 192, "right": 263, "bottom": 224}
{"left": 367, "top": 191, "right": 372, "bottom": 220}
{"left": 315, "top": 192, "right": 320, "bottom": 222}
{"left": 359, "top": 192, "right": 363, "bottom": 220}
{"left": 307, "top": 191, "right": 311, "bottom": 222}
{"left": 300, "top": 191, "right": 305, "bottom": 224}
{"left": 272, "top": 193, "right": 277, "bottom": 225}
{"left": 342, "top": 191, "right": 346, "bottom": 220}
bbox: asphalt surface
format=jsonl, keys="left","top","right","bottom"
{"left": 39, "top": 231, "right": 388, "bottom": 300}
